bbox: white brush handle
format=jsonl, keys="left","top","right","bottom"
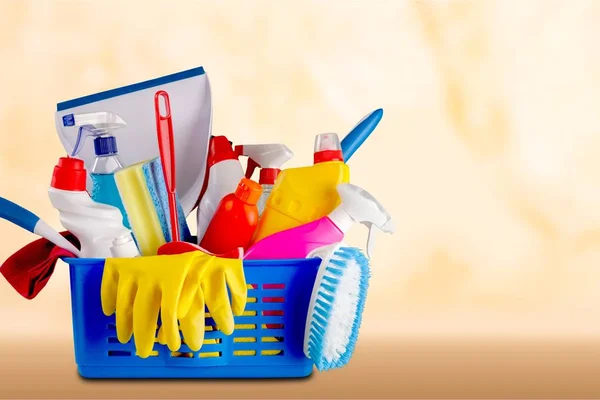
{"left": 303, "top": 242, "right": 345, "bottom": 358}
{"left": 34, "top": 220, "right": 81, "bottom": 257}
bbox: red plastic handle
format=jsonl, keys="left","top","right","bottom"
{"left": 245, "top": 158, "right": 259, "bottom": 179}
{"left": 234, "top": 145, "right": 260, "bottom": 180}
{"left": 154, "top": 90, "right": 180, "bottom": 242}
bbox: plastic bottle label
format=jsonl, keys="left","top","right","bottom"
{"left": 62, "top": 114, "right": 75, "bottom": 126}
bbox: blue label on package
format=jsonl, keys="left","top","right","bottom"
{"left": 62, "top": 114, "right": 75, "bottom": 127}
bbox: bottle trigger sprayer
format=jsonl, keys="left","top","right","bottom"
{"left": 333, "top": 183, "right": 395, "bottom": 258}
{"left": 235, "top": 144, "right": 294, "bottom": 215}
{"left": 196, "top": 136, "right": 245, "bottom": 244}
{"left": 66, "top": 111, "right": 129, "bottom": 227}
{"left": 244, "top": 182, "right": 394, "bottom": 260}
{"left": 70, "top": 111, "right": 126, "bottom": 170}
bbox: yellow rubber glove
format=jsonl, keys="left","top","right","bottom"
{"left": 100, "top": 252, "right": 216, "bottom": 358}
{"left": 158, "top": 254, "right": 247, "bottom": 351}
{"left": 201, "top": 254, "right": 247, "bottom": 335}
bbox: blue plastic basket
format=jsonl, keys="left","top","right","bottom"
{"left": 65, "top": 257, "right": 320, "bottom": 379}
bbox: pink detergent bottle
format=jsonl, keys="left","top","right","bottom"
{"left": 244, "top": 183, "right": 394, "bottom": 260}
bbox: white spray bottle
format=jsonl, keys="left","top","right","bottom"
{"left": 234, "top": 144, "right": 294, "bottom": 215}
{"left": 196, "top": 136, "right": 245, "bottom": 244}
{"left": 244, "top": 183, "right": 394, "bottom": 260}
{"left": 67, "top": 111, "right": 129, "bottom": 227}
{"left": 48, "top": 157, "right": 136, "bottom": 258}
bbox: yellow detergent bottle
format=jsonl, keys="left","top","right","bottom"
{"left": 251, "top": 133, "right": 350, "bottom": 244}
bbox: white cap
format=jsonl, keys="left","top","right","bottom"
{"left": 328, "top": 183, "right": 394, "bottom": 258}
{"left": 314, "top": 133, "right": 342, "bottom": 153}
{"left": 110, "top": 232, "right": 140, "bottom": 258}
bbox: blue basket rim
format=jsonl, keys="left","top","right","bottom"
{"left": 62, "top": 256, "right": 322, "bottom": 267}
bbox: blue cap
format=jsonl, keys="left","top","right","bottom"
{"left": 94, "top": 136, "right": 118, "bottom": 156}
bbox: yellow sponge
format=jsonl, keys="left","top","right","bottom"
{"left": 115, "top": 157, "right": 192, "bottom": 256}
{"left": 115, "top": 160, "right": 166, "bottom": 256}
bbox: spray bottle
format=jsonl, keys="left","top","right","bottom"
{"left": 200, "top": 178, "right": 262, "bottom": 255}
{"left": 196, "top": 136, "right": 244, "bottom": 244}
{"left": 234, "top": 144, "right": 293, "bottom": 215}
{"left": 244, "top": 183, "right": 394, "bottom": 260}
{"left": 66, "top": 111, "right": 129, "bottom": 228}
{"left": 251, "top": 133, "right": 350, "bottom": 244}
{"left": 48, "top": 157, "right": 135, "bottom": 258}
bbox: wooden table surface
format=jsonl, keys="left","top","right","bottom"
{"left": 2, "top": 337, "right": 600, "bottom": 399}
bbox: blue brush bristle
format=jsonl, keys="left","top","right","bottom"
{"left": 306, "top": 246, "right": 371, "bottom": 371}
{"left": 142, "top": 158, "right": 192, "bottom": 243}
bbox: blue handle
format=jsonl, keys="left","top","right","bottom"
{"left": 341, "top": 108, "right": 383, "bottom": 162}
{"left": 0, "top": 196, "right": 40, "bottom": 233}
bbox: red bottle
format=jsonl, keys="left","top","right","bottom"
{"left": 200, "top": 178, "right": 262, "bottom": 255}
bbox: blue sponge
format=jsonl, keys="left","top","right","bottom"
{"left": 141, "top": 157, "right": 192, "bottom": 243}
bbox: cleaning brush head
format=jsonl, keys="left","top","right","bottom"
{"left": 304, "top": 245, "right": 370, "bottom": 371}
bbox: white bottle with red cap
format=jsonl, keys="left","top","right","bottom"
{"left": 195, "top": 136, "right": 245, "bottom": 244}
{"left": 234, "top": 144, "right": 294, "bottom": 215}
{"left": 251, "top": 133, "right": 350, "bottom": 244}
{"left": 48, "top": 157, "right": 136, "bottom": 258}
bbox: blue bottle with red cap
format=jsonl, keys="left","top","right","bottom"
{"left": 69, "top": 112, "right": 129, "bottom": 228}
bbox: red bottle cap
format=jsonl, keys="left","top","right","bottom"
{"left": 207, "top": 136, "right": 238, "bottom": 168}
{"left": 314, "top": 150, "right": 344, "bottom": 164}
{"left": 51, "top": 157, "right": 87, "bottom": 191}
{"left": 313, "top": 133, "right": 344, "bottom": 164}
{"left": 259, "top": 168, "right": 281, "bottom": 185}
{"left": 235, "top": 178, "right": 262, "bottom": 205}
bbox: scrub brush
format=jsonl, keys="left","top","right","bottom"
{"left": 304, "top": 244, "right": 371, "bottom": 371}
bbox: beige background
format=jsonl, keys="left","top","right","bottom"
{"left": 2, "top": 0, "right": 600, "bottom": 398}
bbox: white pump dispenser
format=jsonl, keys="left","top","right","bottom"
{"left": 235, "top": 144, "right": 294, "bottom": 214}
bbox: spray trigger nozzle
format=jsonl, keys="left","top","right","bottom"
{"left": 380, "top": 219, "right": 395, "bottom": 234}
{"left": 334, "top": 183, "right": 394, "bottom": 258}
{"left": 363, "top": 214, "right": 394, "bottom": 259}
{"left": 245, "top": 158, "right": 260, "bottom": 179}
{"left": 365, "top": 223, "right": 378, "bottom": 259}
{"left": 68, "top": 112, "right": 126, "bottom": 157}
{"left": 235, "top": 144, "right": 294, "bottom": 184}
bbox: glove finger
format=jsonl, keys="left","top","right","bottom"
{"left": 100, "top": 264, "right": 119, "bottom": 316}
{"left": 180, "top": 288, "right": 206, "bottom": 352}
{"left": 115, "top": 276, "right": 137, "bottom": 344}
{"left": 224, "top": 260, "right": 247, "bottom": 316}
{"left": 203, "top": 272, "right": 234, "bottom": 335}
{"left": 157, "top": 325, "right": 166, "bottom": 345}
{"left": 160, "top": 281, "right": 183, "bottom": 352}
{"left": 177, "top": 262, "right": 203, "bottom": 319}
{"left": 178, "top": 253, "right": 215, "bottom": 318}
{"left": 159, "top": 253, "right": 205, "bottom": 351}
{"left": 133, "top": 283, "right": 161, "bottom": 358}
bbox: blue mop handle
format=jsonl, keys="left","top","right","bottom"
{"left": 0, "top": 196, "right": 40, "bottom": 233}
{"left": 341, "top": 108, "right": 384, "bottom": 161}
